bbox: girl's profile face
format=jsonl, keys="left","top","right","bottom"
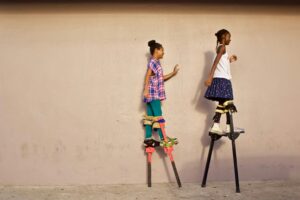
{"left": 155, "top": 47, "right": 164, "bottom": 59}
{"left": 225, "top": 33, "right": 231, "bottom": 45}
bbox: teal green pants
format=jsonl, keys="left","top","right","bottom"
{"left": 145, "top": 100, "right": 164, "bottom": 140}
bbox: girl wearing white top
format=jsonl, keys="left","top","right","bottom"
{"left": 204, "top": 29, "right": 238, "bottom": 135}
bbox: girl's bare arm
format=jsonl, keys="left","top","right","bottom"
{"left": 205, "top": 46, "right": 225, "bottom": 86}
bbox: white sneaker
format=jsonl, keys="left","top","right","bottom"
{"left": 209, "top": 123, "right": 224, "bottom": 135}
{"left": 225, "top": 125, "right": 245, "bottom": 134}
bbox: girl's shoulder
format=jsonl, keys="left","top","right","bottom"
{"left": 148, "top": 58, "right": 161, "bottom": 74}
{"left": 148, "top": 58, "right": 160, "bottom": 67}
{"left": 216, "top": 44, "right": 226, "bottom": 54}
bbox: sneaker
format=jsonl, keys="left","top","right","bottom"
{"left": 225, "top": 125, "right": 245, "bottom": 134}
{"left": 209, "top": 123, "right": 224, "bottom": 135}
{"left": 167, "top": 136, "right": 178, "bottom": 144}
{"left": 160, "top": 136, "right": 178, "bottom": 147}
{"left": 144, "top": 138, "right": 161, "bottom": 147}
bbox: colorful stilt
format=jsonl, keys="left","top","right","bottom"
{"left": 143, "top": 115, "right": 181, "bottom": 188}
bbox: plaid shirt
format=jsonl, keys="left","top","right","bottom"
{"left": 143, "top": 58, "right": 166, "bottom": 103}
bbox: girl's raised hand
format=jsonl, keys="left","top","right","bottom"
{"left": 229, "top": 55, "right": 237, "bottom": 63}
{"left": 173, "top": 64, "right": 180, "bottom": 74}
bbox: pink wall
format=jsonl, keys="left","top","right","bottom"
{"left": 0, "top": 3, "right": 299, "bottom": 185}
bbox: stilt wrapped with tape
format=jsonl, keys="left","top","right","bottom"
{"left": 143, "top": 115, "right": 181, "bottom": 188}
{"left": 201, "top": 101, "right": 245, "bottom": 193}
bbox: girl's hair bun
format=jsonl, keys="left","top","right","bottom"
{"left": 147, "top": 40, "right": 162, "bottom": 55}
{"left": 148, "top": 40, "right": 156, "bottom": 47}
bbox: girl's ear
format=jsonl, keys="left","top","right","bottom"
{"left": 153, "top": 48, "right": 157, "bottom": 54}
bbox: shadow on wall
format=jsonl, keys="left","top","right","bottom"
{"left": 190, "top": 51, "right": 226, "bottom": 179}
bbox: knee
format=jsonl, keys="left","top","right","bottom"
{"left": 223, "top": 100, "right": 238, "bottom": 113}
{"left": 143, "top": 115, "right": 165, "bottom": 130}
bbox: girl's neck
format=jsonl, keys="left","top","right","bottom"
{"left": 152, "top": 55, "right": 160, "bottom": 61}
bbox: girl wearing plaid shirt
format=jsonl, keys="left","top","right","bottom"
{"left": 143, "top": 40, "right": 179, "bottom": 145}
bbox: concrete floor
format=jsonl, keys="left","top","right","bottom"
{"left": 0, "top": 181, "right": 299, "bottom": 200}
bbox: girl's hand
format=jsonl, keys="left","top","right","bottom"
{"left": 173, "top": 64, "right": 180, "bottom": 75}
{"left": 229, "top": 55, "right": 237, "bottom": 63}
{"left": 205, "top": 77, "right": 213, "bottom": 87}
{"left": 143, "top": 90, "right": 149, "bottom": 99}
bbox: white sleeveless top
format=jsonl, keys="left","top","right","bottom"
{"left": 213, "top": 44, "right": 232, "bottom": 80}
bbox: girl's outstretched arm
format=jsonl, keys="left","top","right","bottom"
{"left": 205, "top": 45, "right": 225, "bottom": 86}
{"left": 164, "top": 64, "right": 179, "bottom": 81}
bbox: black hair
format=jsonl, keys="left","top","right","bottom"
{"left": 215, "top": 29, "right": 230, "bottom": 47}
{"left": 148, "top": 40, "right": 163, "bottom": 55}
